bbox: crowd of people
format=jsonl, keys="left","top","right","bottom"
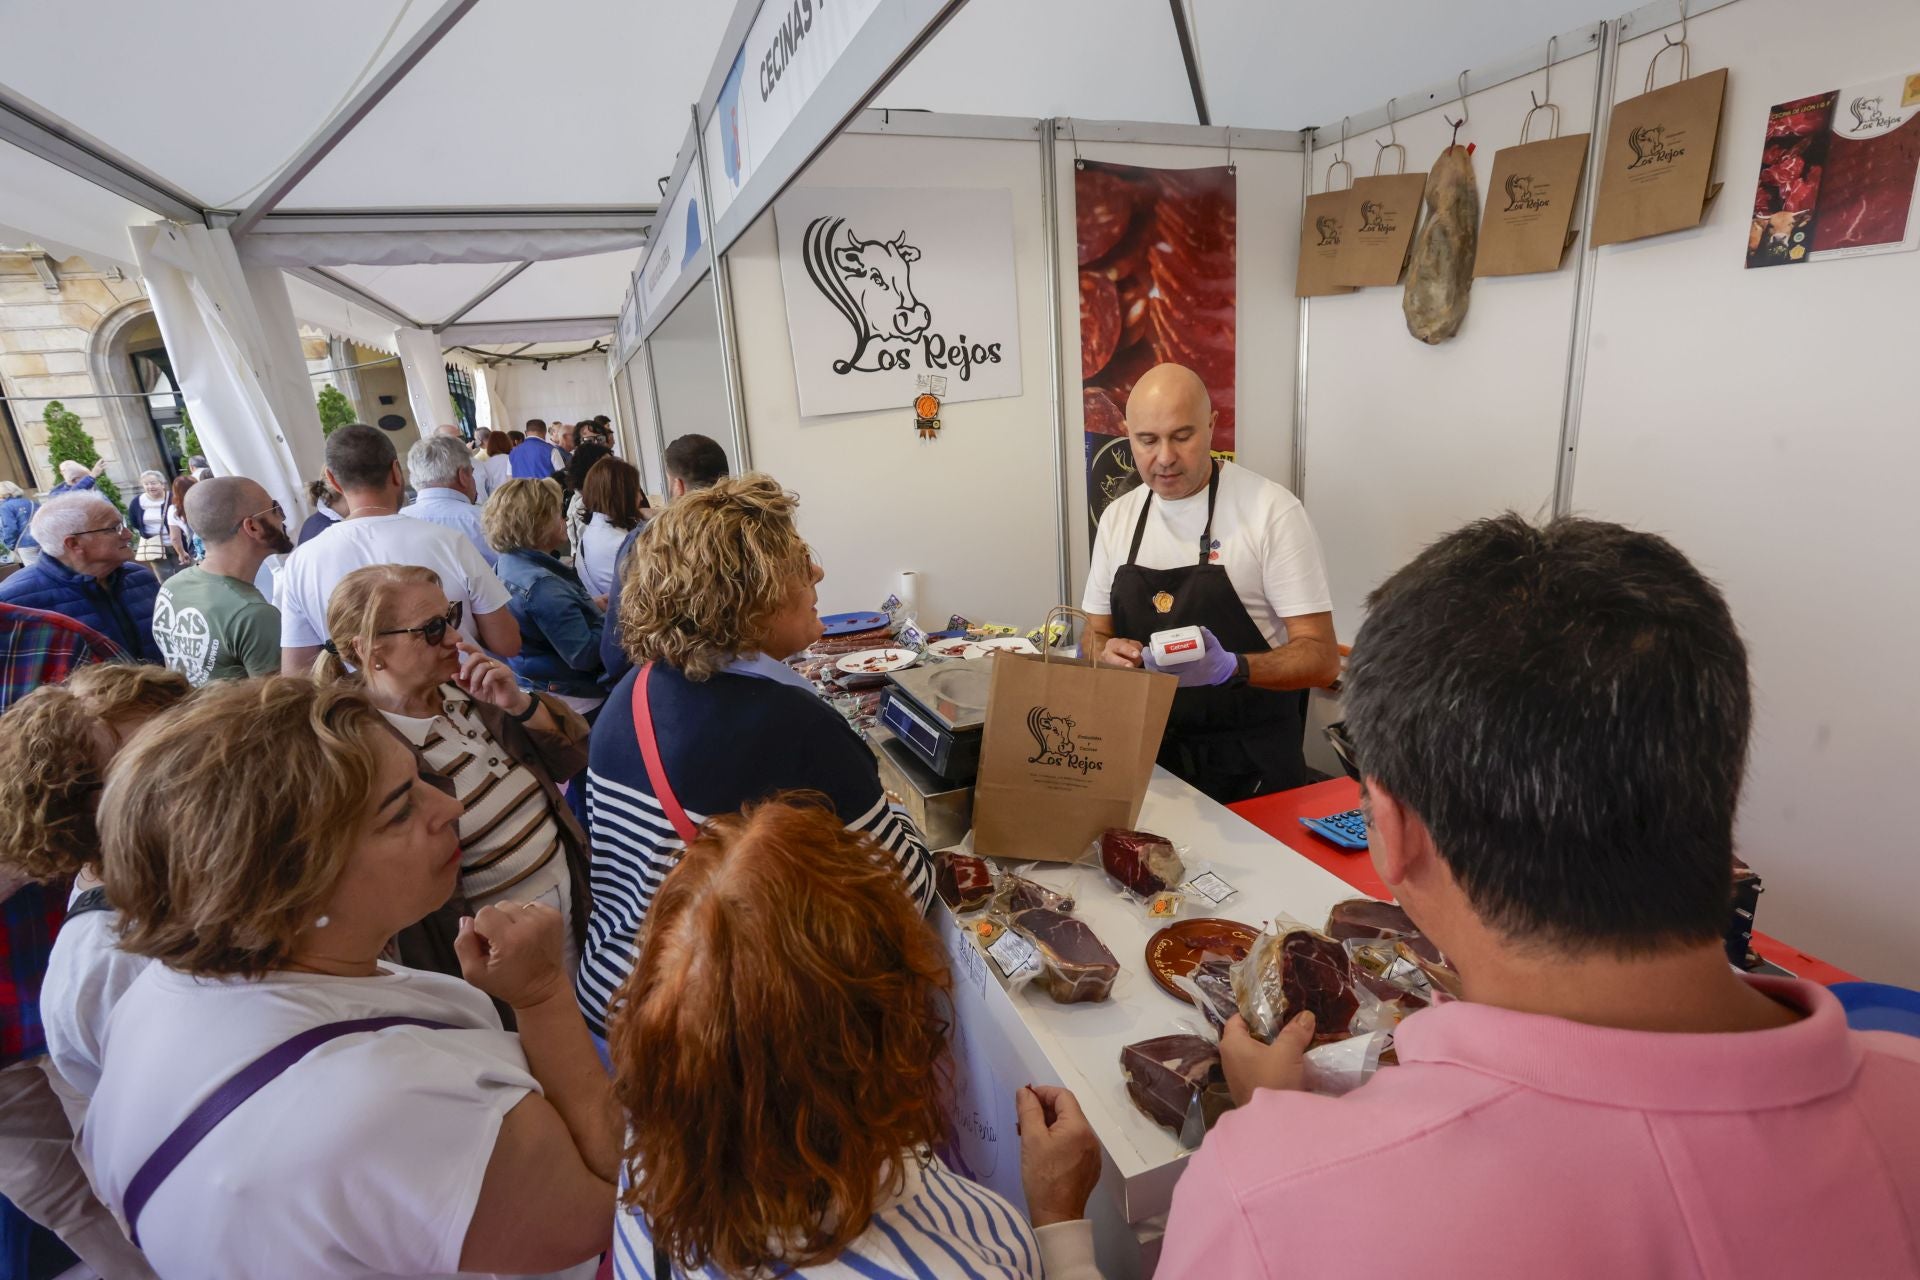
{"left": 0, "top": 371, "right": 1913, "bottom": 1280}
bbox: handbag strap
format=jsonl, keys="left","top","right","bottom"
{"left": 124, "top": 1015, "right": 455, "bottom": 1246}
{"left": 631, "top": 662, "right": 698, "bottom": 844}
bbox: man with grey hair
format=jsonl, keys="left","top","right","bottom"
{"left": 152, "top": 476, "right": 291, "bottom": 683}
{"left": 46, "top": 458, "right": 105, "bottom": 497}
{"left": 402, "top": 433, "right": 494, "bottom": 566}
{"left": 0, "top": 492, "right": 161, "bottom": 660}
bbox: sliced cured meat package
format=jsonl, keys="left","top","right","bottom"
{"left": 1077, "top": 168, "right": 1140, "bottom": 265}
{"left": 1009, "top": 908, "right": 1120, "bottom": 1003}
{"left": 1326, "top": 898, "right": 1447, "bottom": 967}
{"left": 1812, "top": 113, "right": 1920, "bottom": 253}
{"left": 1100, "top": 828, "right": 1187, "bottom": 898}
{"left": 1234, "top": 923, "right": 1361, "bottom": 1044}
{"left": 1079, "top": 271, "right": 1121, "bottom": 380}
{"left": 995, "top": 872, "right": 1074, "bottom": 916}
{"left": 1121, "top": 1034, "right": 1233, "bottom": 1136}
{"left": 934, "top": 852, "right": 995, "bottom": 913}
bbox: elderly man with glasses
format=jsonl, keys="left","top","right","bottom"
{"left": 152, "top": 477, "right": 293, "bottom": 684}
{"left": 0, "top": 492, "right": 161, "bottom": 662}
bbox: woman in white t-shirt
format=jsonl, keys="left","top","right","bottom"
{"left": 476, "top": 431, "right": 515, "bottom": 504}
{"left": 575, "top": 455, "right": 643, "bottom": 602}
{"left": 314, "top": 563, "right": 593, "bottom": 974}
{"left": 84, "top": 677, "right": 617, "bottom": 1280}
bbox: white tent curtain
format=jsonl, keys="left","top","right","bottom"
{"left": 393, "top": 326, "right": 458, "bottom": 435}
{"left": 129, "top": 222, "right": 327, "bottom": 521}
{"left": 478, "top": 365, "right": 514, "bottom": 441}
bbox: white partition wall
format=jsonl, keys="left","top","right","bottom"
{"left": 1300, "top": 46, "right": 1604, "bottom": 641}
{"left": 1051, "top": 124, "right": 1306, "bottom": 607}
{"left": 728, "top": 118, "right": 1062, "bottom": 625}
{"left": 646, "top": 275, "right": 738, "bottom": 471}
{"left": 1571, "top": 0, "right": 1920, "bottom": 985}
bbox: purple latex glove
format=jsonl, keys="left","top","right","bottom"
{"left": 1143, "top": 626, "right": 1239, "bottom": 688}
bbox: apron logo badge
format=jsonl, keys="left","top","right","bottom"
{"left": 1153, "top": 591, "right": 1174, "bottom": 614}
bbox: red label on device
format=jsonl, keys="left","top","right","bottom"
{"left": 1166, "top": 639, "right": 1199, "bottom": 654}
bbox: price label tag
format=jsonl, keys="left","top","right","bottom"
{"left": 1182, "top": 871, "right": 1238, "bottom": 905}
{"left": 986, "top": 928, "right": 1040, "bottom": 980}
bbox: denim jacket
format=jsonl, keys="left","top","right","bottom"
{"left": 0, "top": 497, "right": 36, "bottom": 550}
{"left": 495, "top": 548, "right": 607, "bottom": 698}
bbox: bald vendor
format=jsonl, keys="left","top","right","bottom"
{"left": 1084, "top": 363, "right": 1340, "bottom": 802}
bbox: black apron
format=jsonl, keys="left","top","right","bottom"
{"left": 1110, "top": 463, "right": 1309, "bottom": 803}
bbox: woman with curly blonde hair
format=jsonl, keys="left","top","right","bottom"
{"left": 608, "top": 797, "right": 1102, "bottom": 1278}
{"left": 573, "top": 474, "right": 934, "bottom": 1036}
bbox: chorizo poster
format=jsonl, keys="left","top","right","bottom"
{"left": 1077, "top": 162, "right": 1236, "bottom": 532}
{"left": 774, "top": 186, "right": 1023, "bottom": 418}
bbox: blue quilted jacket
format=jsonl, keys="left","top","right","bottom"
{"left": 0, "top": 553, "right": 162, "bottom": 662}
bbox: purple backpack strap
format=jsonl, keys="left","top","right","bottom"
{"left": 123, "top": 1015, "right": 455, "bottom": 1246}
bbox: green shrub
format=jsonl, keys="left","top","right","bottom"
{"left": 43, "top": 400, "right": 122, "bottom": 506}
{"left": 316, "top": 384, "right": 356, "bottom": 436}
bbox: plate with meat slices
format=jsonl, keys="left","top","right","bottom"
{"left": 1146, "top": 917, "right": 1260, "bottom": 1003}
{"left": 964, "top": 637, "right": 1039, "bottom": 659}
{"left": 835, "top": 648, "right": 919, "bottom": 675}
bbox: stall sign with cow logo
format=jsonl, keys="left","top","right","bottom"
{"left": 775, "top": 186, "right": 1023, "bottom": 417}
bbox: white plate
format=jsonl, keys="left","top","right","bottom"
{"left": 926, "top": 636, "right": 975, "bottom": 659}
{"left": 964, "top": 636, "right": 1039, "bottom": 659}
{"left": 835, "top": 647, "right": 920, "bottom": 675}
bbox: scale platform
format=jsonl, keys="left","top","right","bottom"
{"left": 880, "top": 657, "right": 993, "bottom": 784}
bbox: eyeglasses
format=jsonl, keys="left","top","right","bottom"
{"left": 74, "top": 520, "right": 131, "bottom": 539}
{"left": 240, "top": 500, "right": 285, "bottom": 530}
{"left": 376, "top": 602, "right": 463, "bottom": 646}
{"left": 1324, "top": 721, "right": 1362, "bottom": 783}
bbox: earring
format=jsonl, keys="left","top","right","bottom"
{"left": 313, "top": 915, "right": 331, "bottom": 929}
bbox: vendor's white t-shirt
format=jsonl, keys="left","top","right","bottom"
{"left": 83, "top": 962, "right": 537, "bottom": 1280}
{"left": 41, "top": 885, "right": 151, "bottom": 1103}
{"left": 1082, "top": 461, "right": 1332, "bottom": 648}
{"left": 275, "top": 513, "right": 510, "bottom": 649}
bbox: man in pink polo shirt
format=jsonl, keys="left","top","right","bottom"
{"left": 1158, "top": 515, "right": 1920, "bottom": 1278}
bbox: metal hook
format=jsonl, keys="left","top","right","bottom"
{"left": 1340, "top": 115, "right": 1350, "bottom": 162}
{"left": 1443, "top": 70, "right": 1470, "bottom": 146}
{"left": 1386, "top": 98, "right": 1398, "bottom": 147}
{"left": 1523, "top": 36, "right": 1561, "bottom": 143}
{"left": 1375, "top": 98, "right": 1407, "bottom": 175}
{"left": 1531, "top": 35, "right": 1557, "bottom": 112}
{"left": 1666, "top": 0, "right": 1688, "bottom": 47}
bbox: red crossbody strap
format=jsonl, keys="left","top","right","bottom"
{"left": 631, "top": 662, "right": 698, "bottom": 843}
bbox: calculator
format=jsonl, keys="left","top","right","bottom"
{"left": 1299, "top": 808, "right": 1369, "bottom": 850}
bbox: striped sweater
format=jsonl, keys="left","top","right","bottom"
{"left": 575, "top": 664, "right": 934, "bottom": 1035}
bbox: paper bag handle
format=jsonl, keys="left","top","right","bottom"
{"left": 1644, "top": 36, "right": 1690, "bottom": 93}
{"left": 1042, "top": 606, "right": 1092, "bottom": 664}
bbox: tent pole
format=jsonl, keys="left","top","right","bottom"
{"left": 1551, "top": 18, "right": 1618, "bottom": 518}
{"left": 691, "top": 103, "right": 752, "bottom": 472}
{"left": 641, "top": 339, "right": 671, "bottom": 501}
{"left": 1039, "top": 119, "right": 1070, "bottom": 607}
{"left": 1167, "top": 0, "right": 1211, "bottom": 126}
{"left": 1293, "top": 129, "right": 1313, "bottom": 501}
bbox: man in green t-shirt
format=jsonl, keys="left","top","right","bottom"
{"left": 153, "top": 477, "right": 294, "bottom": 685}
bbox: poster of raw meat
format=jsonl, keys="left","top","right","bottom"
{"left": 1077, "top": 162, "right": 1236, "bottom": 533}
{"left": 774, "top": 186, "right": 1023, "bottom": 418}
{"left": 1748, "top": 92, "right": 1835, "bottom": 267}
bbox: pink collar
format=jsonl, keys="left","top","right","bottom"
{"left": 1392, "top": 975, "right": 1862, "bottom": 1112}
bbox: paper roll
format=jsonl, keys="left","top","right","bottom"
{"left": 896, "top": 571, "right": 921, "bottom": 621}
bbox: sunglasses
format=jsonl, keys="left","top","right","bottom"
{"left": 1324, "top": 721, "right": 1362, "bottom": 783}
{"left": 376, "top": 602, "right": 463, "bottom": 646}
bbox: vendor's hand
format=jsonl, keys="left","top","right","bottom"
{"left": 453, "top": 638, "right": 532, "bottom": 715}
{"left": 1143, "top": 626, "right": 1240, "bottom": 689}
{"left": 1016, "top": 1084, "right": 1102, "bottom": 1228}
{"left": 455, "top": 901, "right": 567, "bottom": 1010}
{"left": 1219, "top": 1011, "right": 1315, "bottom": 1107}
{"left": 1100, "top": 636, "right": 1145, "bottom": 669}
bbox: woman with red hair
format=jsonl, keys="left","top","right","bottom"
{"left": 607, "top": 797, "right": 1104, "bottom": 1279}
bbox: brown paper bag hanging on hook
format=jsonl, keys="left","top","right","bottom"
{"left": 1332, "top": 142, "right": 1427, "bottom": 287}
{"left": 1476, "top": 94, "right": 1591, "bottom": 276}
{"left": 1297, "top": 157, "right": 1358, "bottom": 297}
{"left": 1592, "top": 39, "right": 1728, "bottom": 247}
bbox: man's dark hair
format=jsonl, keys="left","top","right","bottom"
{"left": 1343, "top": 514, "right": 1751, "bottom": 955}
{"left": 592, "top": 414, "right": 611, "bottom": 427}
{"left": 663, "top": 434, "right": 729, "bottom": 490}
{"left": 525, "top": 418, "right": 547, "bottom": 437}
{"left": 324, "top": 424, "right": 398, "bottom": 493}
{"left": 566, "top": 442, "right": 612, "bottom": 494}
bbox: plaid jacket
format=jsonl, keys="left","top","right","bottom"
{"left": 0, "top": 601, "right": 118, "bottom": 1066}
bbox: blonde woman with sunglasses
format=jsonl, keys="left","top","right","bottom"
{"left": 315, "top": 563, "right": 593, "bottom": 977}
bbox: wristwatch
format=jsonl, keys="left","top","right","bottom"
{"left": 1229, "top": 654, "right": 1251, "bottom": 687}
{"left": 508, "top": 695, "right": 542, "bottom": 724}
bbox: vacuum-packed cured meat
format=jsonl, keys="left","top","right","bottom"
{"left": 1326, "top": 898, "right": 1418, "bottom": 941}
{"left": 1235, "top": 924, "right": 1360, "bottom": 1043}
{"left": 1010, "top": 908, "right": 1119, "bottom": 1004}
{"left": 996, "top": 872, "right": 1073, "bottom": 916}
{"left": 1121, "top": 1034, "right": 1233, "bottom": 1135}
{"left": 1100, "top": 829, "right": 1186, "bottom": 898}
{"left": 934, "top": 851, "right": 994, "bottom": 912}
{"left": 1403, "top": 146, "right": 1479, "bottom": 344}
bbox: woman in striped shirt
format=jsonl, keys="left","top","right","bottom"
{"left": 316, "top": 563, "right": 594, "bottom": 971}
{"left": 576, "top": 474, "right": 934, "bottom": 1035}
{"left": 610, "top": 797, "right": 1102, "bottom": 1279}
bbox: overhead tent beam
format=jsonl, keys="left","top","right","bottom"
{"left": 706, "top": 0, "right": 968, "bottom": 254}
{"left": 1055, "top": 118, "right": 1303, "bottom": 152}
{"left": 0, "top": 84, "right": 206, "bottom": 223}
{"left": 292, "top": 265, "right": 420, "bottom": 330}
{"left": 433, "top": 261, "right": 532, "bottom": 332}
{"left": 440, "top": 317, "right": 618, "bottom": 345}
{"left": 251, "top": 207, "right": 657, "bottom": 236}
{"left": 231, "top": 0, "right": 481, "bottom": 236}
{"left": 1167, "top": 0, "right": 1211, "bottom": 126}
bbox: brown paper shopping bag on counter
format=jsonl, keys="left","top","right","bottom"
{"left": 1297, "top": 152, "right": 1358, "bottom": 297}
{"left": 972, "top": 611, "right": 1175, "bottom": 862}
{"left": 1592, "top": 42, "right": 1728, "bottom": 247}
{"left": 1332, "top": 143, "right": 1427, "bottom": 287}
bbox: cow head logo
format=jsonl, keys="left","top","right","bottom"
{"left": 1025, "top": 705, "right": 1102, "bottom": 774}
{"left": 1315, "top": 214, "right": 1341, "bottom": 245}
{"left": 1626, "top": 124, "right": 1686, "bottom": 169}
{"left": 1503, "top": 173, "right": 1550, "bottom": 212}
{"left": 1849, "top": 95, "right": 1898, "bottom": 131}
{"left": 1358, "top": 200, "right": 1395, "bottom": 233}
{"left": 803, "top": 216, "right": 932, "bottom": 374}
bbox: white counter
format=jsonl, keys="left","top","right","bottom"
{"left": 936, "top": 767, "right": 1368, "bottom": 1279}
